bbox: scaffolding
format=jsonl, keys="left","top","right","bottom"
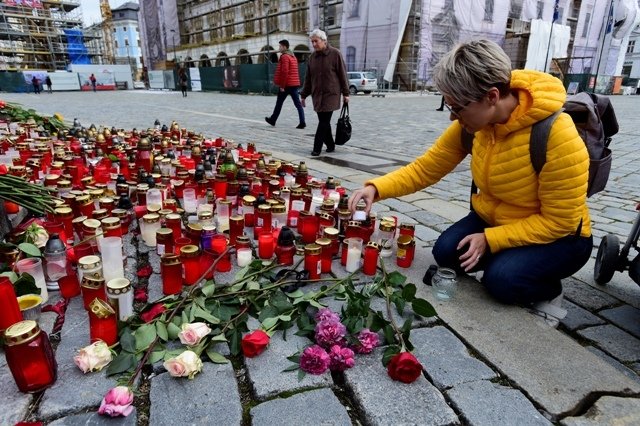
{"left": 0, "top": 0, "right": 96, "bottom": 70}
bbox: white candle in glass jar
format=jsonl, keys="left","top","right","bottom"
{"left": 236, "top": 248, "right": 253, "bottom": 267}
{"left": 345, "top": 247, "right": 361, "bottom": 272}
{"left": 99, "top": 237, "right": 125, "bottom": 282}
{"left": 107, "top": 278, "right": 134, "bottom": 321}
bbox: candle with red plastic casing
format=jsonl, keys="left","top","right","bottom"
{"left": 396, "top": 235, "right": 416, "bottom": 268}
{"left": 180, "top": 245, "right": 201, "bottom": 286}
{"left": 229, "top": 215, "right": 244, "bottom": 246}
{"left": 304, "top": 244, "right": 322, "bottom": 280}
{"left": 298, "top": 211, "right": 319, "bottom": 244}
{"left": 315, "top": 238, "right": 333, "bottom": 274}
{"left": 0, "top": 276, "right": 22, "bottom": 331}
{"left": 258, "top": 232, "right": 274, "bottom": 260}
{"left": 88, "top": 298, "right": 118, "bottom": 346}
{"left": 362, "top": 242, "right": 380, "bottom": 276}
{"left": 161, "top": 254, "right": 183, "bottom": 295}
{"left": 241, "top": 195, "right": 256, "bottom": 227}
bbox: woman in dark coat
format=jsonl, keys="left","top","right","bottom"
{"left": 300, "top": 29, "right": 350, "bottom": 156}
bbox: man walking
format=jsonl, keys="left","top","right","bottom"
{"left": 31, "top": 76, "right": 40, "bottom": 94}
{"left": 265, "top": 40, "right": 306, "bottom": 129}
{"left": 89, "top": 73, "right": 97, "bottom": 92}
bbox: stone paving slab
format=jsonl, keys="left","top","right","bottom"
{"left": 149, "top": 363, "right": 242, "bottom": 425}
{"left": 39, "top": 298, "right": 115, "bottom": 418}
{"left": 400, "top": 246, "right": 640, "bottom": 417}
{"left": 48, "top": 409, "right": 138, "bottom": 425}
{"left": 586, "top": 346, "right": 640, "bottom": 385}
{"left": 445, "top": 380, "right": 552, "bottom": 426}
{"left": 562, "top": 277, "right": 620, "bottom": 311}
{"left": 561, "top": 396, "right": 640, "bottom": 426}
{"left": 412, "top": 198, "right": 469, "bottom": 223}
{"left": 571, "top": 258, "right": 640, "bottom": 310}
{"left": 561, "top": 300, "right": 606, "bottom": 331}
{"left": 343, "top": 347, "right": 459, "bottom": 425}
{"left": 244, "top": 327, "right": 331, "bottom": 399}
{"left": 250, "top": 387, "right": 351, "bottom": 426}
{"left": 577, "top": 324, "right": 640, "bottom": 362}
{"left": 411, "top": 326, "right": 497, "bottom": 390}
{"left": 0, "top": 366, "right": 32, "bottom": 425}
{"left": 599, "top": 305, "right": 640, "bottom": 338}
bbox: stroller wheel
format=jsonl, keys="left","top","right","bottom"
{"left": 594, "top": 234, "right": 620, "bottom": 285}
{"left": 630, "top": 254, "right": 640, "bottom": 285}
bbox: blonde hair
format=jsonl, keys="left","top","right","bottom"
{"left": 309, "top": 29, "right": 327, "bottom": 41}
{"left": 433, "top": 39, "right": 512, "bottom": 106}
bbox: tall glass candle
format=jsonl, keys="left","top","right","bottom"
{"left": 304, "top": 244, "right": 322, "bottom": 280}
{"left": 298, "top": 212, "right": 319, "bottom": 244}
{"left": 229, "top": 215, "right": 244, "bottom": 246}
{"left": 362, "top": 242, "right": 380, "bottom": 276}
{"left": 54, "top": 206, "right": 74, "bottom": 243}
{"left": 345, "top": 237, "right": 363, "bottom": 273}
{"left": 88, "top": 298, "right": 118, "bottom": 346}
{"left": 165, "top": 213, "right": 183, "bottom": 239}
{"left": 271, "top": 204, "right": 287, "bottom": 229}
{"left": 4, "top": 320, "right": 57, "bottom": 393}
{"left": 180, "top": 245, "right": 201, "bottom": 286}
{"left": 141, "top": 213, "right": 161, "bottom": 247}
{"left": 258, "top": 232, "right": 274, "bottom": 260}
{"left": 216, "top": 199, "right": 231, "bottom": 232}
{"left": 106, "top": 278, "right": 134, "bottom": 321}
{"left": 210, "top": 235, "right": 231, "bottom": 272}
{"left": 156, "top": 228, "right": 174, "bottom": 256}
{"left": 254, "top": 204, "right": 271, "bottom": 239}
{"left": 316, "top": 238, "right": 333, "bottom": 274}
{"left": 396, "top": 235, "right": 415, "bottom": 268}
{"left": 99, "top": 237, "right": 124, "bottom": 283}
{"left": 16, "top": 258, "right": 48, "bottom": 303}
{"left": 236, "top": 248, "right": 253, "bottom": 267}
{"left": 242, "top": 195, "right": 256, "bottom": 227}
{"left": 161, "top": 254, "right": 183, "bottom": 295}
{"left": 81, "top": 275, "right": 107, "bottom": 310}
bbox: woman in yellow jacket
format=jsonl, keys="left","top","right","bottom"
{"left": 349, "top": 39, "right": 593, "bottom": 310}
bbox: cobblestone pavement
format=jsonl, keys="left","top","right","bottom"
{"left": 1, "top": 89, "right": 640, "bottom": 425}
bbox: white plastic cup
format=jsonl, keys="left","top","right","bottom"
{"left": 345, "top": 237, "right": 363, "bottom": 273}
{"left": 99, "top": 237, "right": 125, "bottom": 282}
{"left": 183, "top": 188, "right": 197, "bottom": 213}
{"left": 16, "top": 258, "right": 49, "bottom": 303}
{"left": 236, "top": 248, "right": 253, "bottom": 267}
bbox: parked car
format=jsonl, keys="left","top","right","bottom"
{"left": 347, "top": 71, "right": 377, "bottom": 95}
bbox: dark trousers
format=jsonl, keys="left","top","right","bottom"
{"left": 269, "top": 87, "right": 305, "bottom": 125}
{"left": 432, "top": 211, "right": 593, "bottom": 305}
{"left": 313, "top": 111, "right": 334, "bottom": 153}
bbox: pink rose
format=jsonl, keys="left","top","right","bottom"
{"left": 178, "top": 322, "right": 211, "bottom": 346}
{"left": 163, "top": 350, "right": 203, "bottom": 379}
{"left": 314, "top": 308, "right": 340, "bottom": 323}
{"left": 353, "top": 329, "right": 380, "bottom": 354}
{"left": 314, "top": 320, "right": 346, "bottom": 348}
{"left": 299, "top": 345, "right": 330, "bottom": 375}
{"left": 328, "top": 344, "right": 355, "bottom": 371}
{"left": 98, "top": 386, "right": 134, "bottom": 417}
{"left": 74, "top": 340, "right": 113, "bottom": 373}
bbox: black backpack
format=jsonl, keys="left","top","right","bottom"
{"left": 462, "top": 92, "right": 619, "bottom": 197}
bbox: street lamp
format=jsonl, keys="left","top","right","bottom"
{"left": 263, "top": 1, "right": 272, "bottom": 93}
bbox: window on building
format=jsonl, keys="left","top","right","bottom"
{"left": 115, "top": 41, "right": 118, "bottom": 48}
{"left": 224, "top": 9, "right": 234, "bottom": 38}
{"left": 346, "top": 46, "right": 356, "bottom": 71}
{"left": 556, "top": 7, "right": 563, "bottom": 22}
{"left": 242, "top": 2, "right": 255, "bottom": 34}
{"left": 137, "top": 39, "right": 141, "bottom": 47}
{"left": 325, "top": 5, "right": 336, "bottom": 27}
{"left": 581, "top": 12, "right": 591, "bottom": 38}
{"left": 627, "top": 40, "right": 635, "bottom": 54}
{"left": 291, "top": 1, "right": 308, "bottom": 32}
{"left": 483, "top": 0, "right": 494, "bottom": 22}
{"left": 348, "top": 0, "right": 360, "bottom": 18}
{"left": 536, "top": 1, "right": 544, "bottom": 19}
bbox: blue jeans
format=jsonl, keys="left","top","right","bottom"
{"left": 269, "top": 86, "right": 305, "bottom": 125}
{"left": 432, "top": 212, "right": 593, "bottom": 305}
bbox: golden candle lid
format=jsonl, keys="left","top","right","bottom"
{"left": 79, "top": 255, "right": 102, "bottom": 270}
{"left": 315, "top": 238, "right": 331, "bottom": 247}
{"left": 163, "top": 198, "right": 177, "bottom": 207}
{"left": 92, "top": 208, "right": 109, "bottom": 220}
{"left": 57, "top": 179, "right": 72, "bottom": 188}
{"left": 146, "top": 204, "right": 161, "bottom": 213}
{"left": 396, "top": 235, "right": 415, "bottom": 247}
{"left": 166, "top": 213, "right": 181, "bottom": 221}
{"left": 242, "top": 195, "right": 256, "bottom": 204}
{"left": 156, "top": 227, "right": 173, "bottom": 236}
{"left": 4, "top": 320, "right": 40, "bottom": 346}
{"left": 257, "top": 204, "right": 271, "bottom": 212}
{"left": 106, "top": 278, "right": 131, "bottom": 295}
{"left": 99, "top": 197, "right": 114, "bottom": 205}
{"left": 198, "top": 211, "right": 213, "bottom": 219}
{"left": 347, "top": 220, "right": 361, "bottom": 227}
{"left": 89, "top": 298, "right": 115, "bottom": 319}
{"left": 72, "top": 215, "right": 88, "bottom": 225}
{"left": 76, "top": 195, "right": 92, "bottom": 206}
{"left": 365, "top": 241, "right": 380, "bottom": 250}
{"left": 161, "top": 253, "right": 182, "bottom": 265}
{"left": 101, "top": 217, "right": 121, "bottom": 229}
{"left": 271, "top": 204, "right": 286, "bottom": 214}
{"left": 158, "top": 209, "right": 173, "bottom": 217}
{"left": 187, "top": 223, "right": 202, "bottom": 232}
{"left": 236, "top": 235, "right": 250, "bottom": 245}
{"left": 229, "top": 214, "right": 244, "bottom": 223}
{"left": 81, "top": 176, "right": 95, "bottom": 185}
{"left": 82, "top": 218, "right": 102, "bottom": 230}
{"left": 218, "top": 199, "right": 231, "bottom": 206}
{"left": 111, "top": 209, "right": 127, "bottom": 218}
{"left": 142, "top": 213, "right": 160, "bottom": 223}
{"left": 323, "top": 227, "right": 339, "bottom": 238}
{"left": 379, "top": 222, "right": 395, "bottom": 232}
{"left": 399, "top": 222, "right": 416, "bottom": 230}
{"left": 54, "top": 206, "right": 73, "bottom": 216}
{"left": 81, "top": 275, "right": 105, "bottom": 289}
{"left": 89, "top": 189, "right": 104, "bottom": 199}
{"left": 179, "top": 244, "right": 200, "bottom": 258}
{"left": 318, "top": 212, "right": 333, "bottom": 221}
{"left": 304, "top": 243, "right": 321, "bottom": 255}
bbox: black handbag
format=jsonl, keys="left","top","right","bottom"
{"left": 335, "top": 104, "right": 351, "bottom": 145}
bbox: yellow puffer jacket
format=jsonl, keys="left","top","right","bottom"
{"left": 368, "top": 70, "right": 591, "bottom": 254}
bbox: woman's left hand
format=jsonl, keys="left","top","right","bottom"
{"left": 343, "top": 95, "right": 350, "bottom": 104}
{"left": 457, "top": 233, "right": 488, "bottom": 272}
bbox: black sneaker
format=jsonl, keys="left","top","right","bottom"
{"left": 296, "top": 123, "right": 306, "bottom": 129}
{"left": 310, "top": 151, "right": 320, "bottom": 157}
{"left": 326, "top": 147, "right": 335, "bottom": 153}
{"left": 265, "top": 117, "right": 275, "bottom": 126}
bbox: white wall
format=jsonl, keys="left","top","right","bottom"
{"left": 47, "top": 71, "right": 81, "bottom": 91}
{"left": 69, "top": 64, "right": 134, "bottom": 89}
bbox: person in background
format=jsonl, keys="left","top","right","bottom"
{"left": 90, "top": 73, "right": 97, "bottom": 92}
{"left": 300, "top": 29, "right": 349, "bottom": 157}
{"left": 31, "top": 76, "right": 40, "bottom": 94}
{"left": 436, "top": 96, "right": 445, "bottom": 111}
{"left": 179, "top": 70, "right": 188, "bottom": 97}
{"left": 45, "top": 76, "right": 52, "bottom": 94}
{"left": 348, "top": 39, "right": 593, "bottom": 326}
{"left": 265, "top": 39, "right": 306, "bottom": 129}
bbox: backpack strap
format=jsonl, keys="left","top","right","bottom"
{"left": 529, "top": 110, "right": 563, "bottom": 174}
{"left": 460, "top": 130, "right": 476, "bottom": 210}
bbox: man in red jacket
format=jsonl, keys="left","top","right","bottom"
{"left": 265, "top": 40, "right": 306, "bottom": 129}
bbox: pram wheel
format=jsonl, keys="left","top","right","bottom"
{"left": 594, "top": 234, "right": 620, "bottom": 285}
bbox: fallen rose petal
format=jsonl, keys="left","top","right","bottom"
{"left": 137, "top": 265, "right": 153, "bottom": 278}
{"left": 140, "top": 303, "right": 166, "bottom": 323}
{"left": 134, "top": 287, "right": 148, "bottom": 303}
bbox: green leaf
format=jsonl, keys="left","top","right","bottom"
{"left": 387, "top": 271, "right": 407, "bottom": 287}
{"left": 156, "top": 322, "right": 169, "bottom": 341}
{"left": 401, "top": 318, "right": 412, "bottom": 335}
{"left": 105, "top": 352, "right": 136, "bottom": 376}
{"left": 206, "top": 346, "right": 229, "bottom": 364}
{"left": 0, "top": 271, "right": 18, "bottom": 283}
{"left": 308, "top": 299, "right": 325, "bottom": 309}
{"left": 181, "top": 310, "right": 189, "bottom": 325}
{"left": 258, "top": 306, "right": 278, "bottom": 322}
{"left": 167, "top": 322, "right": 181, "bottom": 340}
{"left": 412, "top": 298, "right": 437, "bottom": 317}
{"left": 120, "top": 329, "right": 136, "bottom": 353}
{"left": 134, "top": 323, "right": 157, "bottom": 352}
{"left": 211, "top": 333, "right": 228, "bottom": 342}
{"left": 282, "top": 364, "right": 299, "bottom": 372}
{"left": 383, "top": 324, "right": 395, "bottom": 345}
{"left": 148, "top": 349, "right": 166, "bottom": 364}
{"left": 278, "top": 314, "right": 291, "bottom": 322}
{"left": 402, "top": 283, "right": 417, "bottom": 302}
{"left": 285, "top": 289, "right": 305, "bottom": 298}
{"left": 381, "top": 345, "right": 401, "bottom": 367}
{"left": 12, "top": 273, "right": 40, "bottom": 297}
{"left": 393, "top": 293, "right": 406, "bottom": 316}
{"left": 201, "top": 282, "right": 216, "bottom": 297}
{"left": 164, "top": 348, "right": 185, "bottom": 361}
{"left": 297, "top": 369, "right": 306, "bottom": 382}
{"left": 18, "top": 243, "right": 41, "bottom": 257}
{"left": 247, "top": 281, "right": 260, "bottom": 291}
{"left": 193, "top": 307, "right": 220, "bottom": 324}
{"left": 229, "top": 329, "right": 241, "bottom": 355}
{"left": 261, "top": 317, "right": 278, "bottom": 330}
{"left": 234, "top": 265, "right": 250, "bottom": 281}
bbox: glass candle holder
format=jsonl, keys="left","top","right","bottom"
{"left": 16, "top": 258, "right": 48, "bottom": 303}
{"left": 88, "top": 298, "right": 118, "bottom": 346}
{"left": 345, "top": 237, "right": 363, "bottom": 273}
{"left": 81, "top": 275, "right": 107, "bottom": 310}
{"left": 316, "top": 238, "right": 333, "bottom": 274}
{"left": 161, "top": 254, "right": 183, "bottom": 295}
{"left": 236, "top": 247, "right": 253, "bottom": 267}
{"left": 0, "top": 276, "right": 23, "bottom": 331}
{"left": 101, "top": 217, "right": 123, "bottom": 238}
{"left": 183, "top": 188, "right": 197, "bottom": 214}
{"left": 106, "top": 278, "right": 134, "bottom": 321}
{"left": 58, "top": 273, "right": 81, "bottom": 299}
{"left": 242, "top": 195, "right": 256, "bottom": 227}
{"left": 304, "top": 244, "right": 322, "bottom": 280}
{"left": 431, "top": 268, "right": 457, "bottom": 301}
{"left": 396, "top": 235, "right": 415, "bottom": 268}
{"left": 174, "top": 237, "right": 192, "bottom": 256}
{"left": 78, "top": 255, "right": 103, "bottom": 281}
{"left": 216, "top": 199, "right": 232, "bottom": 232}
{"left": 271, "top": 204, "right": 287, "bottom": 230}
{"left": 180, "top": 245, "right": 201, "bottom": 286}
{"left": 258, "top": 232, "right": 274, "bottom": 260}
{"left": 254, "top": 204, "right": 271, "bottom": 239}
{"left": 165, "top": 213, "right": 183, "bottom": 239}
{"left": 229, "top": 215, "right": 244, "bottom": 246}
{"left": 99, "top": 237, "right": 124, "bottom": 283}
{"left": 141, "top": 213, "right": 161, "bottom": 247}
{"left": 3, "top": 320, "right": 57, "bottom": 393}
{"left": 362, "top": 242, "right": 380, "bottom": 276}
{"left": 156, "top": 228, "right": 174, "bottom": 256}
{"left": 54, "top": 206, "right": 74, "bottom": 243}
{"left": 298, "top": 212, "right": 319, "bottom": 244}
{"left": 199, "top": 249, "right": 216, "bottom": 280}
{"left": 210, "top": 235, "right": 231, "bottom": 272}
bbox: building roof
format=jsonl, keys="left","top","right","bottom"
{"left": 113, "top": 2, "right": 140, "bottom": 12}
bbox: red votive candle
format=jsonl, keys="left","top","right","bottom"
{"left": 180, "top": 245, "right": 201, "bottom": 286}
{"left": 161, "top": 254, "right": 183, "bottom": 295}
{"left": 258, "top": 232, "right": 274, "bottom": 260}
{"left": 304, "top": 244, "right": 322, "bottom": 280}
{"left": 362, "top": 242, "right": 380, "bottom": 276}
{"left": 88, "top": 298, "right": 118, "bottom": 346}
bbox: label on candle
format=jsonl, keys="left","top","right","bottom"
{"left": 397, "top": 247, "right": 406, "bottom": 259}
{"left": 290, "top": 217, "right": 298, "bottom": 226}
{"left": 256, "top": 217, "right": 263, "bottom": 227}
{"left": 157, "top": 244, "right": 165, "bottom": 256}
{"left": 316, "top": 260, "right": 321, "bottom": 275}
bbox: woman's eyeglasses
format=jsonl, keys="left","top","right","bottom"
{"left": 443, "top": 100, "right": 471, "bottom": 117}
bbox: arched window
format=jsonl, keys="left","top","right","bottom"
{"left": 293, "top": 44, "right": 311, "bottom": 63}
{"left": 236, "top": 49, "right": 252, "bottom": 65}
{"left": 258, "top": 46, "right": 277, "bottom": 64}
{"left": 346, "top": 46, "right": 356, "bottom": 72}
{"left": 215, "top": 52, "right": 231, "bottom": 67}
{"left": 200, "top": 54, "right": 212, "bottom": 67}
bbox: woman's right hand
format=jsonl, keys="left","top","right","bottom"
{"left": 348, "top": 185, "right": 377, "bottom": 213}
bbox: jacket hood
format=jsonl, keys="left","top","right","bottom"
{"left": 494, "top": 69, "right": 566, "bottom": 139}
